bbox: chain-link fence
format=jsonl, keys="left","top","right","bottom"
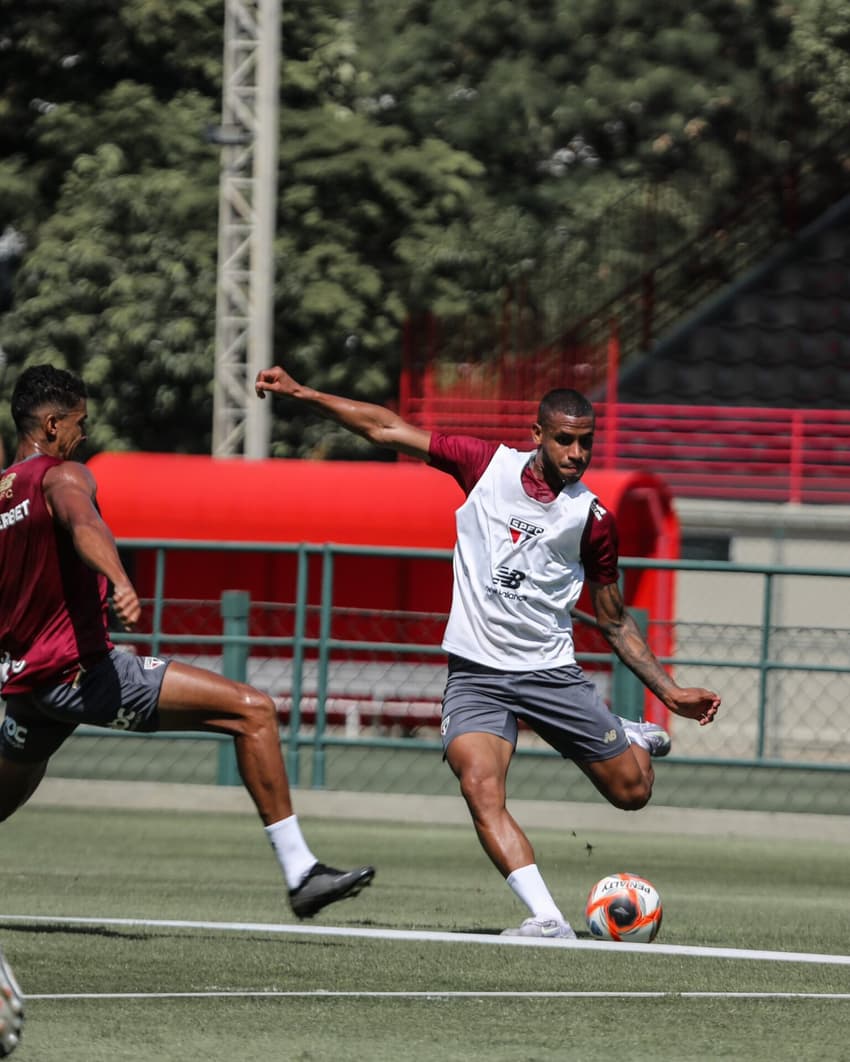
{"left": 12, "top": 544, "right": 850, "bottom": 816}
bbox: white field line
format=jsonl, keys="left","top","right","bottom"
{"left": 26, "top": 991, "right": 850, "bottom": 1001}
{"left": 2, "top": 913, "right": 850, "bottom": 966}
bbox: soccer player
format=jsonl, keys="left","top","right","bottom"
{"left": 256, "top": 364, "right": 720, "bottom": 938}
{"left": 0, "top": 946, "right": 23, "bottom": 1057}
{"left": 0, "top": 365, "right": 374, "bottom": 920}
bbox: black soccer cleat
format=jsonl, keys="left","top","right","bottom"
{"left": 289, "top": 862, "right": 375, "bottom": 919}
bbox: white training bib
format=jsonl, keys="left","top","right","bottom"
{"left": 442, "top": 446, "right": 596, "bottom": 671}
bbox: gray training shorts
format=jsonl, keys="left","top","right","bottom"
{"left": 0, "top": 648, "right": 169, "bottom": 763}
{"left": 440, "top": 654, "right": 631, "bottom": 763}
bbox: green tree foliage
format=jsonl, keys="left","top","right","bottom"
{"left": 358, "top": 0, "right": 797, "bottom": 191}
{"left": 267, "top": 4, "right": 488, "bottom": 456}
{"left": 0, "top": 0, "right": 843, "bottom": 458}
{"left": 789, "top": 0, "right": 850, "bottom": 129}
{"left": 354, "top": 0, "right": 804, "bottom": 328}
{"left": 0, "top": 81, "right": 220, "bottom": 452}
{"left": 0, "top": 0, "right": 225, "bottom": 451}
{"left": 0, "top": 0, "right": 487, "bottom": 457}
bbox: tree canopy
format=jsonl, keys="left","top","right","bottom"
{"left": 0, "top": 0, "right": 844, "bottom": 456}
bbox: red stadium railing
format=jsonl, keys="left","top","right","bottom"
{"left": 401, "top": 398, "right": 850, "bottom": 505}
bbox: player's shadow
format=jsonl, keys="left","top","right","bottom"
{"left": 458, "top": 927, "right": 591, "bottom": 938}
{"left": 0, "top": 922, "right": 148, "bottom": 941}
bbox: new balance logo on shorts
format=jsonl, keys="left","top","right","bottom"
{"left": 108, "top": 708, "right": 140, "bottom": 731}
{"left": 603, "top": 728, "right": 617, "bottom": 744}
{"left": 142, "top": 657, "right": 166, "bottom": 670}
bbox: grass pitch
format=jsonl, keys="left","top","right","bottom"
{"left": 1, "top": 803, "right": 848, "bottom": 1061}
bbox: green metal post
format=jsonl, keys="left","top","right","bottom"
{"left": 756, "top": 573, "right": 774, "bottom": 759}
{"left": 286, "top": 546, "right": 309, "bottom": 785}
{"left": 218, "top": 589, "right": 250, "bottom": 786}
{"left": 312, "top": 547, "right": 334, "bottom": 788}
{"left": 612, "top": 607, "right": 647, "bottom": 721}
{"left": 151, "top": 548, "right": 166, "bottom": 657}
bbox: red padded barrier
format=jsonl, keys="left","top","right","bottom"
{"left": 89, "top": 453, "right": 678, "bottom": 723}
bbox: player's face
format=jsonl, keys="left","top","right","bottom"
{"left": 531, "top": 412, "right": 594, "bottom": 486}
{"left": 53, "top": 400, "right": 89, "bottom": 459}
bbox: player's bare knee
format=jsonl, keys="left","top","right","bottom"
{"left": 618, "top": 792, "right": 652, "bottom": 812}
{"left": 609, "top": 779, "right": 652, "bottom": 811}
{"left": 458, "top": 768, "right": 505, "bottom": 815}
{"left": 238, "top": 687, "right": 278, "bottom": 735}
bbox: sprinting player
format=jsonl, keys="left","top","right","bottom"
{"left": 0, "top": 365, "right": 374, "bottom": 920}
{"left": 256, "top": 365, "right": 720, "bottom": 938}
{"left": 0, "top": 946, "right": 23, "bottom": 1057}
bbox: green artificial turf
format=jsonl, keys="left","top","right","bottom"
{"left": 1, "top": 806, "right": 848, "bottom": 1061}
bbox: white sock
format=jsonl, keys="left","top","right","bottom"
{"left": 264, "top": 815, "right": 318, "bottom": 890}
{"left": 506, "top": 863, "right": 565, "bottom": 922}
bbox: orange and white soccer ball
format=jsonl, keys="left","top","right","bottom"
{"left": 584, "top": 872, "right": 663, "bottom": 943}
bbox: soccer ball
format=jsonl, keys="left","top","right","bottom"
{"left": 584, "top": 872, "right": 663, "bottom": 943}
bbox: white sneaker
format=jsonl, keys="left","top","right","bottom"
{"left": 0, "top": 947, "right": 24, "bottom": 1057}
{"left": 618, "top": 717, "right": 671, "bottom": 757}
{"left": 501, "top": 917, "right": 577, "bottom": 940}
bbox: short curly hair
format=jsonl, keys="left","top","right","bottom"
{"left": 11, "top": 364, "right": 87, "bottom": 434}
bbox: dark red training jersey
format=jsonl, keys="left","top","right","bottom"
{"left": 0, "top": 455, "right": 112, "bottom": 694}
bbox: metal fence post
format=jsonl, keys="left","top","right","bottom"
{"left": 151, "top": 547, "right": 166, "bottom": 658}
{"left": 218, "top": 589, "right": 250, "bottom": 786}
{"left": 311, "top": 547, "right": 334, "bottom": 788}
{"left": 756, "top": 573, "right": 774, "bottom": 759}
{"left": 612, "top": 607, "right": 647, "bottom": 721}
{"left": 286, "top": 546, "right": 309, "bottom": 785}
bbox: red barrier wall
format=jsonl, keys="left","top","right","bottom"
{"left": 88, "top": 453, "right": 678, "bottom": 720}
{"left": 89, "top": 452, "right": 677, "bottom": 605}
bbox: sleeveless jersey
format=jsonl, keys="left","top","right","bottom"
{"left": 441, "top": 445, "right": 596, "bottom": 671}
{"left": 0, "top": 455, "right": 112, "bottom": 694}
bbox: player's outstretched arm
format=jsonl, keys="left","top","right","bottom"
{"left": 255, "top": 365, "right": 432, "bottom": 460}
{"left": 42, "top": 462, "right": 141, "bottom": 630}
{"left": 588, "top": 580, "right": 720, "bottom": 726}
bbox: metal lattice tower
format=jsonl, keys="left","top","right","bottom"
{"left": 211, "top": 0, "right": 280, "bottom": 458}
